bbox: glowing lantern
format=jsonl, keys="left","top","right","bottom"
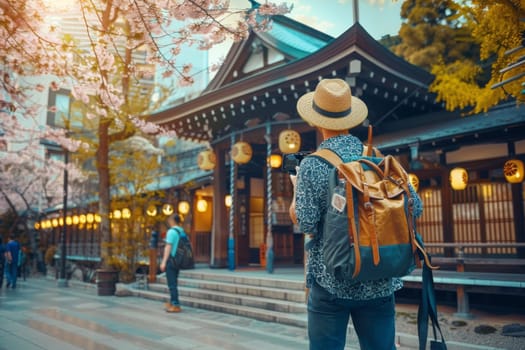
{"left": 34, "top": 222, "right": 40, "bottom": 230}
{"left": 178, "top": 201, "right": 190, "bottom": 215}
{"left": 225, "top": 194, "right": 232, "bottom": 208}
{"left": 162, "top": 203, "right": 174, "bottom": 216}
{"left": 122, "top": 208, "right": 131, "bottom": 219}
{"left": 450, "top": 167, "right": 468, "bottom": 190}
{"left": 79, "top": 214, "right": 87, "bottom": 223}
{"left": 268, "top": 154, "right": 282, "bottom": 168}
{"left": 197, "top": 149, "right": 216, "bottom": 170}
{"left": 278, "top": 130, "right": 301, "bottom": 154}
{"left": 86, "top": 213, "right": 94, "bottom": 223}
{"left": 408, "top": 173, "right": 419, "bottom": 192}
{"left": 146, "top": 204, "right": 157, "bottom": 217}
{"left": 66, "top": 216, "right": 73, "bottom": 225}
{"left": 52, "top": 218, "right": 58, "bottom": 227}
{"left": 196, "top": 198, "right": 208, "bottom": 212}
{"left": 231, "top": 141, "right": 252, "bottom": 164}
{"left": 95, "top": 214, "right": 101, "bottom": 223}
{"left": 503, "top": 159, "right": 524, "bottom": 183}
{"left": 72, "top": 215, "right": 80, "bottom": 225}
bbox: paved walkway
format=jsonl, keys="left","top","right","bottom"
{"left": 1, "top": 268, "right": 524, "bottom": 349}
{"left": 0, "top": 276, "right": 315, "bottom": 350}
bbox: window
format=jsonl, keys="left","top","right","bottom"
{"left": 47, "top": 89, "right": 84, "bottom": 129}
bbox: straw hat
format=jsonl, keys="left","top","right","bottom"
{"left": 296, "top": 78, "right": 368, "bottom": 131}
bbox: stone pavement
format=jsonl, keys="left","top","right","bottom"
{"left": 0, "top": 277, "right": 315, "bottom": 350}
{"left": 1, "top": 271, "right": 524, "bottom": 350}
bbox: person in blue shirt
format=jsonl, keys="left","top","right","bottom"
{"left": 4, "top": 233, "right": 21, "bottom": 289}
{"left": 160, "top": 213, "right": 187, "bottom": 313}
{"left": 290, "top": 79, "right": 422, "bottom": 350}
{"left": 0, "top": 236, "right": 5, "bottom": 288}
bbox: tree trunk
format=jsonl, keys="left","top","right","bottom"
{"left": 98, "top": 119, "right": 112, "bottom": 268}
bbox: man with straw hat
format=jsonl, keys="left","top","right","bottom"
{"left": 290, "top": 78, "right": 422, "bottom": 350}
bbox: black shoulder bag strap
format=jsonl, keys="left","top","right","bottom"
{"left": 417, "top": 252, "right": 447, "bottom": 350}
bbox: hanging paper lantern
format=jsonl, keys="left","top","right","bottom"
{"left": 503, "top": 159, "right": 524, "bottom": 183}
{"left": 408, "top": 173, "right": 419, "bottom": 192}
{"left": 224, "top": 194, "right": 232, "bottom": 208}
{"left": 86, "top": 213, "right": 94, "bottom": 223}
{"left": 146, "top": 204, "right": 157, "bottom": 217}
{"left": 450, "top": 167, "right": 468, "bottom": 190}
{"left": 268, "top": 154, "right": 282, "bottom": 168}
{"left": 196, "top": 198, "right": 208, "bottom": 212}
{"left": 278, "top": 130, "right": 301, "bottom": 154}
{"left": 231, "top": 141, "right": 252, "bottom": 164}
{"left": 197, "top": 149, "right": 216, "bottom": 170}
{"left": 162, "top": 203, "right": 174, "bottom": 216}
{"left": 122, "top": 208, "right": 131, "bottom": 219}
{"left": 178, "top": 201, "right": 190, "bottom": 215}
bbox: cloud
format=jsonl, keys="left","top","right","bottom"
{"left": 291, "top": 14, "right": 335, "bottom": 33}
{"left": 366, "top": 0, "right": 387, "bottom": 5}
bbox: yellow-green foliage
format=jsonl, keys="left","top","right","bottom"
{"left": 431, "top": 1, "right": 524, "bottom": 113}
{"left": 105, "top": 144, "right": 166, "bottom": 282}
{"left": 394, "top": 0, "right": 524, "bottom": 113}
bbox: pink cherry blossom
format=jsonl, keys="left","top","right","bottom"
{"left": 0, "top": 0, "right": 291, "bottom": 256}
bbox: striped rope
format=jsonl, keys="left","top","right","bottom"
{"left": 266, "top": 124, "right": 274, "bottom": 273}
{"left": 228, "top": 134, "right": 236, "bottom": 270}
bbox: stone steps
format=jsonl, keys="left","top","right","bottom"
{"left": 130, "top": 269, "right": 308, "bottom": 328}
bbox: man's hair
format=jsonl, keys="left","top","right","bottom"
{"left": 172, "top": 213, "right": 182, "bottom": 224}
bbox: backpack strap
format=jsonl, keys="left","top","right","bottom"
{"left": 310, "top": 148, "right": 343, "bottom": 167}
{"left": 310, "top": 145, "right": 382, "bottom": 166}
{"left": 309, "top": 148, "right": 363, "bottom": 278}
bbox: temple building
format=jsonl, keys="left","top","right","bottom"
{"left": 149, "top": 14, "right": 525, "bottom": 269}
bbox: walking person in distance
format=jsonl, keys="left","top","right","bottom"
{"left": 0, "top": 237, "right": 5, "bottom": 288}
{"left": 4, "top": 233, "right": 21, "bottom": 289}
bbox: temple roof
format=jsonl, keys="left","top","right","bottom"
{"left": 149, "top": 20, "right": 441, "bottom": 146}
{"left": 149, "top": 13, "right": 525, "bottom": 157}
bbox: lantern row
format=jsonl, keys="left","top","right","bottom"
{"left": 198, "top": 129, "right": 301, "bottom": 170}
{"left": 409, "top": 159, "right": 524, "bottom": 192}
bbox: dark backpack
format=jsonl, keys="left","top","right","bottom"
{"left": 170, "top": 227, "right": 194, "bottom": 270}
{"left": 311, "top": 146, "right": 434, "bottom": 281}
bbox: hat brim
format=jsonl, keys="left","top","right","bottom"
{"left": 296, "top": 91, "right": 368, "bottom": 131}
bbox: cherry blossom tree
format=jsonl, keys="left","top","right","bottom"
{"left": 1, "top": 0, "right": 291, "bottom": 268}
{"left": 0, "top": 108, "right": 88, "bottom": 267}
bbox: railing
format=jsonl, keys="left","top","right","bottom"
{"left": 403, "top": 242, "right": 525, "bottom": 318}
{"left": 424, "top": 242, "right": 525, "bottom": 260}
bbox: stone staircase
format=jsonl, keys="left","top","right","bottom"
{"left": 129, "top": 269, "right": 308, "bottom": 328}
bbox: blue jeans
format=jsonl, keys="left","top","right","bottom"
{"left": 5, "top": 262, "right": 18, "bottom": 288}
{"left": 308, "top": 281, "right": 396, "bottom": 350}
{"left": 166, "top": 258, "right": 180, "bottom": 306}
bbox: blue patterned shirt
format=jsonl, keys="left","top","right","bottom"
{"left": 295, "top": 134, "right": 423, "bottom": 300}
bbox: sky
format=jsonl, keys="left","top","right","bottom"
{"left": 209, "top": 0, "right": 403, "bottom": 76}
{"left": 282, "top": 0, "right": 403, "bottom": 39}
{"left": 42, "top": 1, "right": 405, "bottom": 73}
